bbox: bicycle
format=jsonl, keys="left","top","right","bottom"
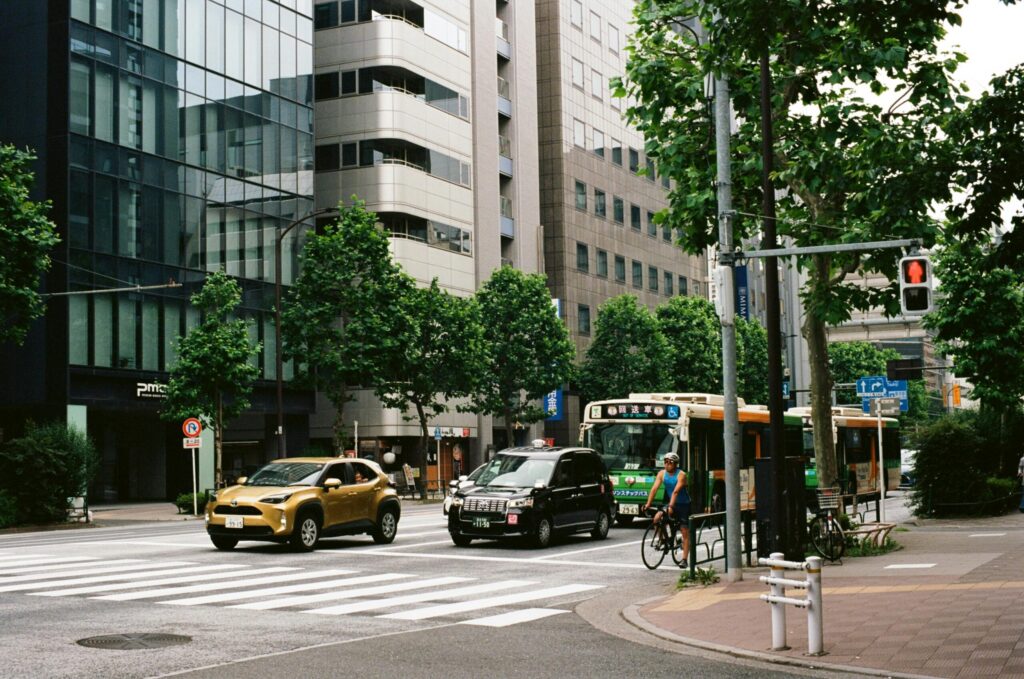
{"left": 640, "top": 506, "right": 686, "bottom": 570}
{"left": 809, "top": 486, "right": 845, "bottom": 562}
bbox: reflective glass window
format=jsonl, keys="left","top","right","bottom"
{"left": 615, "top": 255, "right": 626, "bottom": 282}
{"left": 576, "top": 242, "right": 589, "bottom": 272}
{"left": 70, "top": 59, "right": 91, "bottom": 136}
{"left": 578, "top": 305, "right": 591, "bottom": 334}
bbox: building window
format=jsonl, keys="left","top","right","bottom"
{"left": 613, "top": 196, "right": 624, "bottom": 224}
{"left": 693, "top": 281, "right": 701, "bottom": 296}
{"left": 663, "top": 224, "right": 672, "bottom": 242}
{"left": 571, "top": 0, "right": 583, "bottom": 27}
{"left": 629, "top": 147, "right": 640, "bottom": 173}
{"left": 609, "top": 24, "right": 620, "bottom": 53}
{"left": 594, "top": 189, "right": 606, "bottom": 218}
{"left": 647, "top": 211, "right": 657, "bottom": 237}
{"left": 649, "top": 266, "right": 659, "bottom": 291}
{"left": 592, "top": 128, "right": 605, "bottom": 158}
{"left": 340, "top": 70, "right": 356, "bottom": 95}
{"left": 662, "top": 174, "right": 670, "bottom": 189}
{"left": 630, "top": 204, "right": 641, "bottom": 231}
{"left": 341, "top": 142, "right": 358, "bottom": 166}
{"left": 611, "top": 139, "right": 622, "bottom": 165}
{"left": 679, "top": 276, "right": 688, "bottom": 296}
{"left": 573, "top": 118, "right": 586, "bottom": 148}
{"left": 315, "top": 72, "right": 339, "bottom": 99}
{"left": 576, "top": 242, "right": 589, "bottom": 272}
{"left": 589, "top": 10, "right": 601, "bottom": 41}
{"left": 590, "top": 69, "right": 602, "bottom": 99}
{"left": 315, "top": 144, "right": 339, "bottom": 171}
{"left": 646, "top": 157, "right": 656, "bottom": 182}
{"left": 597, "top": 249, "right": 608, "bottom": 277}
{"left": 314, "top": 2, "right": 338, "bottom": 29}
{"left": 572, "top": 58, "right": 584, "bottom": 88}
{"left": 578, "top": 304, "right": 591, "bottom": 335}
{"left": 664, "top": 272, "right": 674, "bottom": 295}
{"left": 632, "top": 260, "right": 643, "bottom": 289}
{"left": 575, "top": 180, "right": 587, "bottom": 210}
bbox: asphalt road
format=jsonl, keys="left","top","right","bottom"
{"left": 0, "top": 506, "right": 851, "bottom": 679}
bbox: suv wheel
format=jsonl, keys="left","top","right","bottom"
{"left": 289, "top": 511, "right": 320, "bottom": 552}
{"left": 372, "top": 506, "right": 399, "bottom": 544}
{"left": 451, "top": 532, "right": 473, "bottom": 547}
{"left": 591, "top": 510, "right": 610, "bottom": 540}
{"left": 210, "top": 536, "right": 237, "bottom": 551}
{"left": 533, "top": 516, "right": 553, "bottom": 549}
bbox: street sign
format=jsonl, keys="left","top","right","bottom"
{"left": 870, "top": 397, "right": 901, "bottom": 416}
{"left": 182, "top": 418, "right": 202, "bottom": 438}
{"left": 862, "top": 396, "right": 908, "bottom": 414}
{"left": 782, "top": 380, "right": 790, "bottom": 399}
{"left": 183, "top": 437, "right": 201, "bottom": 449}
{"left": 856, "top": 376, "right": 886, "bottom": 398}
{"left": 433, "top": 427, "right": 442, "bottom": 441}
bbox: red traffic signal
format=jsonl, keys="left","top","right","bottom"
{"left": 898, "top": 256, "right": 932, "bottom": 315}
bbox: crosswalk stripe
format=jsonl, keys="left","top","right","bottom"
{"left": 459, "top": 608, "right": 569, "bottom": 627}
{"left": 230, "top": 574, "right": 450, "bottom": 611}
{"left": 0, "top": 554, "right": 53, "bottom": 564}
{"left": 0, "top": 563, "right": 216, "bottom": 593}
{"left": 0, "top": 556, "right": 98, "bottom": 570}
{"left": 0, "top": 561, "right": 189, "bottom": 587}
{"left": 304, "top": 579, "right": 534, "bottom": 616}
{"left": 93, "top": 567, "right": 334, "bottom": 602}
{"left": 1, "top": 558, "right": 142, "bottom": 576}
{"left": 32, "top": 566, "right": 295, "bottom": 597}
{"left": 380, "top": 583, "right": 605, "bottom": 621}
{"left": 157, "top": 571, "right": 385, "bottom": 606}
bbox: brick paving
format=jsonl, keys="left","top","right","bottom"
{"left": 636, "top": 511, "right": 1024, "bottom": 678}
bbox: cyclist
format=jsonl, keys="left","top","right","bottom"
{"left": 642, "top": 452, "right": 691, "bottom": 568}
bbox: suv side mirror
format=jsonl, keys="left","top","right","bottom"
{"left": 236, "top": 476, "right": 248, "bottom": 486}
{"left": 533, "top": 480, "right": 547, "bottom": 490}
{"left": 458, "top": 475, "right": 468, "bottom": 482}
{"left": 323, "top": 477, "right": 342, "bottom": 490}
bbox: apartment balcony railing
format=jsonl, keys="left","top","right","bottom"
{"left": 500, "top": 196, "right": 515, "bottom": 238}
{"left": 497, "top": 76, "right": 512, "bottom": 118}
{"left": 498, "top": 136, "right": 513, "bottom": 177}
{"left": 496, "top": 18, "right": 511, "bottom": 59}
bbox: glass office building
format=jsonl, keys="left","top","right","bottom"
{"left": 0, "top": 1, "right": 315, "bottom": 500}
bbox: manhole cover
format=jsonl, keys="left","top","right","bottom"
{"left": 76, "top": 633, "right": 191, "bottom": 650}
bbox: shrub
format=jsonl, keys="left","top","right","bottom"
{"left": 909, "top": 413, "right": 989, "bottom": 517}
{"left": 0, "top": 489, "right": 16, "bottom": 529}
{"left": 175, "top": 492, "right": 208, "bottom": 515}
{"left": 0, "top": 422, "right": 98, "bottom": 525}
{"left": 984, "top": 477, "right": 1019, "bottom": 514}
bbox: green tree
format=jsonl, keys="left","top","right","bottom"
{"left": 376, "top": 279, "right": 486, "bottom": 469}
{"left": 655, "top": 296, "right": 720, "bottom": 395}
{"left": 735, "top": 317, "right": 769, "bottom": 405}
{"left": 829, "top": 342, "right": 901, "bottom": 405}
{"left": 0, "top": 145, "right": 59, "bottom": 345}
{"left": 578, "top": 295, "right": 668, "bottom": 405}
{"left": 281, "top": 200, "right": 409, "bottom": 453}
{"left": 161, "top": 270, "right": 260, "bottom": 487}
{"left": 617, "top": 0, "right": 1015, "bottom": 487}
{"left": 467, "top": 266, "right": 576, "bottom": 442}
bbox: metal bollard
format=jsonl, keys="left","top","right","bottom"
{"left": 806, "top": 555, "right": 823, "bottom": 655}
{"left": 769, "top": 551, "right": 788, "bottom": 650}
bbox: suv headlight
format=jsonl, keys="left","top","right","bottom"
{"left": 508, "top": 497, "right": 533, "bottom": 509}
{"left": 259, "top": 493, "right": 293, "bottom": 504}
{"left": 452, "top": 497, "right": 464, "bottom": 508}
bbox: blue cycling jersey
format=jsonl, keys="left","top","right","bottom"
{"left": 662, "top": 469, "right": 691, "bottom": 507}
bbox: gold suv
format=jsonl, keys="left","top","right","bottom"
{"left": 205, "top": 457, "right": 401, "bottom": 552}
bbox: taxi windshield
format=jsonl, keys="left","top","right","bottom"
{"left": 476, "top": 455, "right": 556, "bottom": 488}
{"left": 245, "top": 462, "right": 324, "bottom": 487}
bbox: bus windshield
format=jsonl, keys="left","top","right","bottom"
{"left": 585, "top": 423, "right": 677, "bottom": 471}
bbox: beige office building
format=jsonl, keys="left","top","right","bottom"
{"left": 535, "top": 0, "right": 708, "bottom": 442}
{"left": 311, "top": 0, "right": 541, "bottom": 480}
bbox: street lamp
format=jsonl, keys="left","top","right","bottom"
{"left": 275, "top": 206, "right": 339, "bottom": 457}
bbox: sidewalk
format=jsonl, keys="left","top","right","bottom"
{"left": 631, "top": 507, "right": 1024, "bottom": 678}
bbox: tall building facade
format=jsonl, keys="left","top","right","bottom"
{"left": 535, "top": 0, "right": 709, "bottom": 443}
{"left": 310, "top": 0, "right": 542, "bottom": 482}
{"left": 0, "top": 0, "right": 316, "bottom": 500}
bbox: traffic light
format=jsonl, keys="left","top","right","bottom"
{"left": 899, "top": 255, "right": 932, "bottom": 315}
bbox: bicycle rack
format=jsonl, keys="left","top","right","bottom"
{"left": 757, "top": 552, "right": 824, "bottom": 655}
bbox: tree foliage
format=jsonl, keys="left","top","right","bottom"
{"left": 281, "top": 200, "right": 409, "bottom": 452}
{"left": 377, "top": 279, "right": 486, "bottom": 462}
{"left": 161, "top": 270, "right": 260, "bottom": 486}
{"left": 735, "top": 316, "right": 769, "bottom": 405}
{"left": 656, "top": 296, "right": 720, "bottom": 395}
{"left": 0, "top": 145, "right": 59, "bottom": 345}
{"left": 829, "top": 342, "right": 901, "bottom": 405}
{"left": 578, "top": 295, "right": 668, "bottom": 405}
{"left": 467, "top": 266, "right": 576, "bottom": 439}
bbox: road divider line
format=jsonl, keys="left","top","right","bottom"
{"left": 361, "top": 539, "right": 453, "bottom": 552}
{"left": 345, "top": 549, "right": 648, "bottom": 569}
{"left": 884, "top": 563, "right": 936, "bottom": 569}
{"left": 531, "top": 540, "right": 644, "bottom": 560}
{"left": 229, "top": 574, "right": 443, "bottom": 611}
{"left": 33, "top": 566, "right": 295, "bottom": 597}
{"left": 305, "top": 579, "right": 532, "bottom": 616}
{"left": 459, "top": 607, "right": 568, "bottom": 627}
{"left": 969, "top": 533, "right": 1007, "bottom": 538}
{"left": 380, "top": 583, "right": 604, "bottom": 621}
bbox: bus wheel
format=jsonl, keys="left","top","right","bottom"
{"left": 615, "top": 515, "right": 635, "bottom": 527}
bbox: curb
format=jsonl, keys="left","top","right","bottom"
{"left": 622, "top": 594, "right": 936, "bottom": 679}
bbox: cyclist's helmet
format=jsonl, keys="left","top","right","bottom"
{"left": 664, "top": 452, "right": 679, "bottom": 463}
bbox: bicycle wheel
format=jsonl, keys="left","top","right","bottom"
{"left": 826, "top": 517, "right": 846, "bottom": 561}
{"left": 641, "top": 523, "right": 667, "bottom": 570}
{"left": 809, "top": 516, "right": 844, "bottom": 562}
{"left": 670, "top": 525, "right": 686, "bottom": 566}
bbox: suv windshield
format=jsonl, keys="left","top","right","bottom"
{"left": 476, "top": 455, "right": 556, "bottom": 488}
{"left": 245, "top": 462, "right": 324, "bottom": 487}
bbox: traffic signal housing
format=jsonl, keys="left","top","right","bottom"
{"left": 899, "top": 255, "right": 933, "bottom": 315}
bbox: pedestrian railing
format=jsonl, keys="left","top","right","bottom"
{"left": 758, "top": 552, "right": 824, "bottom": 655}
{"left": 686, "top": 508, "right": 757, "bottom": 577}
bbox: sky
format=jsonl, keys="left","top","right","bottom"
{"left": 944, "top": 0, "right": 1024, "bottom": 94}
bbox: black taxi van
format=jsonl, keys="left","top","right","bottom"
{"left": 447, "top": 441, "right": 616, "bottom": 548}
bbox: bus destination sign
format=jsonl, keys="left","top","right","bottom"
{"left": 591, "top": 403, "right": 680, "bottom": 420}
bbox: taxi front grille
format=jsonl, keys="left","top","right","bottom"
{"left": 463, "top": 497, "right": 508, "bottom": 514}
{"left": 214, "top": 505, "right": 262, "bottom": 516}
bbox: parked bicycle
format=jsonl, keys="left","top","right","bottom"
{"left": 640, "top": 507, "right": 686, "bottom": 570}
{"left": 809, "top": 486, "right": 845, "bottom": 562}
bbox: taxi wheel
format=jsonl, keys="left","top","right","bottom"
{"left": 372, "top": 507, "right": 399, "bottom": 544}
{"left": 591, "top": 510, "right": 610, "bottom": 540}
{"left": 451, "top": 532, "right": 473, "bottom": 547}
{"left": 615, "top": 515, "right": 635, "bottom": 527}
{"left": 533, "top": 516, "right": 553, "bottom": 549}
{"left": 289, "top": 511, "right": 320, "bottom": 552}
{"left": 211, "top": 536, "right": 237, "bottom": 551}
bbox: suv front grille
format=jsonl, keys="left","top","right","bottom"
{"left": 214, "top": 505, "right": 262, "bottom": 516}
{"left": 464, "top": 497, "right": 508, "bottom": 514}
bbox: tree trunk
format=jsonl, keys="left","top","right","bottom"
{"left": 416, "top": 401, "right": 429, "bottom": 499}
{"left": 331, "top": 383, "right": 348, "bottom": 456}
{"left": 215, "top": 391, "right": 223, "bottom": 488}
{"left": 804, "top": 255, "right": 838, "bottom": 490}
{"left": 504, "top": 410, "right": 515, "bottom": 449}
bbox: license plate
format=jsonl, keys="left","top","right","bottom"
{"left": 225, "top": 516, "right": 244, "bottom": 529}
{"left": 472, "top": 517, "right": 490, "bottom": 528}
{"left": 620, "top": 503, "right": 639, "bottom": 516}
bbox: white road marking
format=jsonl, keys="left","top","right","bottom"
{"left": 1, "top": 558, "right": 143, "bottom": 575}
{"left": 33, "top": 566, "right": 295, "bottom": 597}
{"left": 0, "top": 563, "right": 223, "bottom": 593}
{"left": 158, "top": 571, "right": 383, "bottom": 606}
{"left": 884, "top": 563, "right": 936, "bottom": 569}
{"left": 380, "top": 583, "right": 605, "bottom": 620}
{"left": 305, "top": 579, "right": 533, "bottom": 616}
{"left": 531, "top": 540, "right": 644, "bottom": 560}
{"left": 230, "top": 574, "right": 453, "bottom": 611}
{"left": 93, "top": 568, "right": 328, "bottom": 601}
{"left": 459, "top": 607, "right": 568, "bottom": 627}
{"left": 344, "top": 549, "right": 648, "bottom": 570}
{"left": 969, "top": 533, "right": 1007, "bottom": 538}
{"left": 0, "top": 561, "right": 187, "bottom": 586}
{"left": 389, "top": 529, "right": 450, "bottom": 538}
{"left": 362, "top": 539, "right": 453, "bottom": 551}
{"left": 0, "top": 556, "right": 98, "bottom": 569}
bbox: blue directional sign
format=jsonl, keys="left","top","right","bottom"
{"left": 433, "top": 426, "right": 442, "bottom": 441}
{"left": 856, "top": 375, "right": 886, "bottom": 397}
{"left": 859, "top": 375, "right": 909, "bottom": 413}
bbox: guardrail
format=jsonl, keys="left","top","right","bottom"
{"left": 686, "top": 508, "right": 756, "bottom": 577}
{"left": 757, "top": 552, "right": 824, "bottom": 655}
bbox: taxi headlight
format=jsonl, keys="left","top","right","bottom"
{"left": 452, "top": 497, "right": 464, "bottom": 508}
{"left": 508, "top": 497, "right": 533, "bottom": 509}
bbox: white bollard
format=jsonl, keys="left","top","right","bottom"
{"left": 769, "top": 551, "right": 788, "bottom": 650}
{"left": 806, "top": 555, "right": 823, "bottom": 655}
